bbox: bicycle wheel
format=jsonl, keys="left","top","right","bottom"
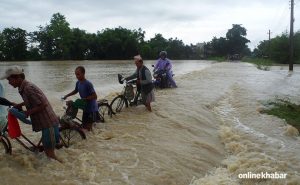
{"left": 59, "top": 127, "right": 86, "bottom": 147}
{"left": 110, "top": 95, "right": 126, "bottom": 113}
{"left": 1, "top": 135, "right": 12, "bottom": 154}
{"left": 0, "top": 136, "right": 10, "bottom": 155}
{"left": 98, "top": 103, "right": 113, "bottom": 121}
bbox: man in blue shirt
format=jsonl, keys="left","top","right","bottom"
{"left": 63, "top": 66, "right": 100, "bottom": 131}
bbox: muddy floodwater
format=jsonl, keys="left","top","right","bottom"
{"left": 0, "top": 61, "right": 300, "bottom": 185}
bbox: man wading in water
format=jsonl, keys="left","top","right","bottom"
{"left": 125, "top": 55, "right": 155, "bottom": 111}
{"left": 1, "top": 66, "right": 61, "bottom": 162}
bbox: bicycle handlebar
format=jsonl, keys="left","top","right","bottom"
{"left": 117, "top": 74, "right": 136, "bottom": 85}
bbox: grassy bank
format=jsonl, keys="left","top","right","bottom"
{"left": 261, "top": 99, "right": 300, "bottom": 131}
{"left": 242, "top": 57, "right": 274, "bottom": 71}
{"left": 207, "top": 56, "right": 226, "bottom": 62}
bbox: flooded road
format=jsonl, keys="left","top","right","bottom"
{"left": 0, "top": 61, "right": 300, "bottom": 184}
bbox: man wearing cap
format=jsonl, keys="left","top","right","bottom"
{"left": 1, "top": 66, "right": 61, "bottom": 162}
{"left": 154, "top": 51, "right": 177, "bottom": 88}
{"left": 125, "top": 55, "right": 155, "bottom": 111}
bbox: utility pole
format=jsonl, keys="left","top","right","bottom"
{"left": 268, "top": 29, "right": 271, "bottom": 58}
{"left": 289, "top": 0, "right": 294, "bottom": 71}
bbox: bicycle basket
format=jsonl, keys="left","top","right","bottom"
{"left": 60, "top": 115, "right": 77, "bottom": 128}
{"left": 125, "top": 84, "right": 134, "bottom": 101}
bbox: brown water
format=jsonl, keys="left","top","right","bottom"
{"left": 1, "top": 61, "right": 300, "bottom": 185}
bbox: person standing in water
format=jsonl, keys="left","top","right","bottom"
{"left": 125, "top": 55, "right": 155, "bottom": 111}
{"left": 63, "top": 66, "right": 100, "bottom": 131}
{"left": 1, "top": 66, "right": 61, "bottom": 162}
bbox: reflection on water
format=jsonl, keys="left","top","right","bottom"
{"left": 0, "top": 60, "right": 211, "bottom": 101}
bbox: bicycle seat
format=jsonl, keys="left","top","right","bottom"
{"left": 97, "top": 99, "right": 108, "bottom": 104}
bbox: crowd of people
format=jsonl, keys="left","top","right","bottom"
{"left": 0, "top": 51, "right": 177, "bottom": 162}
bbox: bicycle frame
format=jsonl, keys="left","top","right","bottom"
{"left": 121, "top": 81, "right": 142, "bottom": 107}
{"left": 1, "top": 120, "right": 73, "bottom": 153}
{"left": 0, "top": 102, "right": 86, "bottom": 154}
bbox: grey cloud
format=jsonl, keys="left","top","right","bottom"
{"left": 0, "top": 0, "right": 299, "bottom": 48}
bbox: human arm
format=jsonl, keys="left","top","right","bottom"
{"left": 82, "top": 92, "right": 97, "bottom": 101}
{"left": 0, "top": 97, "right": 14, "bottom": 106}
{"left": 23, "top": 85, "right": 48, "bottom": 117}
{"left": 125, "top": 70, "right": 138, "bottom": 81}
{"left": 140, "top": 69, "right": 152, "bottom": 85}
{"left": 24, "top": 102, "right": 47, "bottom": 117}
{"left": 63, "top": 89, "right": 78, "bottom": 100}
{"left": 13, "top": 102, "right": 25, "bottom": 109}
{"left": 164, "top": 59, "right": 172, "bottom": 71}
{"left": 154, "top": 59, "right": 160, "bottom": 70}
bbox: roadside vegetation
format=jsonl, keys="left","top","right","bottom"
{"left": 242, "top": 57, "right": 273, "bottom": 71}
{"left": 261, "top": 98, "right": 300, "bottom": 131}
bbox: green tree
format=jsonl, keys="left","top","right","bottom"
{"left": 33, "top": 13, "right": 71, "bottom": 60}
{"left": 1, "top": 27, "right": 27, "bottom": 60}
{"left": 294, "top": 31, "right": 300, "bottom": 63}
{"left": 148, "top": 34, "right": 168, "bottom": 58}
{"left": 226, "top": 24, "right": 250, "bottom": 55}
{"left": 70, "top": 28, "right": 89, "bottom": 60}
{"left": 0, "top": 32, "right": 4, "bottom": 60}
{"left": 98, "top": 27, "right": 142, "bottom": 59}
{"left": 254, "top": 31, "right": 300, "bottom": 63}
{"left": 166, "top": 38, "right": 187, "bottom": 59}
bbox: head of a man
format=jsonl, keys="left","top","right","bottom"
{"left": 75, "top": 66, "right": 85, "bottom": 81}
{"left": 1, "top": 66, "right": 25, "bottom": 88}
{"left": 159, "top": 51, "right": 167, "bottom": 60}
{"left": 134, "top": 55, "right": 143, "bottom": 69}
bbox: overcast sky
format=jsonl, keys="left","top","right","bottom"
{"left": 0, "top": 0, "right": 299, "bottom": 49}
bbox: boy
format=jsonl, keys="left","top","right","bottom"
{"left": 63, "top": 66, "right": 99, "bottom": 131}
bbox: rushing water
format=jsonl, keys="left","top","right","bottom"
{"left": 0, "top": 60, "right": 211, "bottom": 101}
{"left": 1, "top": 60, "right": 300, "bottom": 185}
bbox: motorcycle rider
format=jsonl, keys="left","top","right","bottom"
{"left": 154, "top": 51, "right": 177, "bottom": 88}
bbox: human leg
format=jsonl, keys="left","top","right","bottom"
{"left": 142, "top": 91, "right": 154, "bottom": 112}
{"left": 42, "top": 125, "right": 62, "bottom": 162}
{"left": 82, "top": 112, "right": 93, "bottom": 131}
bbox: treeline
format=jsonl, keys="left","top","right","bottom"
{"left": 253, "top": 31, "right": 300, "bottom": 63}
{"left": 203, "top": 24, "right": 252, "bottom": 58}
{"left": 0, "top": 13, "right": 203, "bottom": 61}
{"left": 2, "top": 12, "right": 296, "bottom": 63}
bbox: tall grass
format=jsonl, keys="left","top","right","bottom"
{"left": 242, "top": 57, "right": 273, "bottom": 71}
{"left": 261, "top": 98, "right": 300, "bottom": 131}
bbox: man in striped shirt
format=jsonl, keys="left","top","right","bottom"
{"left": 1, "top": 66, "right": 61, "bottom": 162}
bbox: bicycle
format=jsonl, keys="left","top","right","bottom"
{"left": 97, "top": 99, "right": 114, "bottom": 121}
{"left": 63, "top": 98, "right": 113, "bottom": 124}
{"left": 0, "top": 98, "right": 86, "bottom": 155}
{"left": 110, "top": 74, "right": 143, "bottom": 113}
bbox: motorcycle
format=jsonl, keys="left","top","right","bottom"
{"left": 152, "top": 65, "right": 173, "bottom": 88}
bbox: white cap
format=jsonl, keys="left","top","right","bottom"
{"left": 133, "top": 55, "right": 142, "bottom": 61}
{"left": 0, "top": 66, "right": 24, "bottom": 80}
